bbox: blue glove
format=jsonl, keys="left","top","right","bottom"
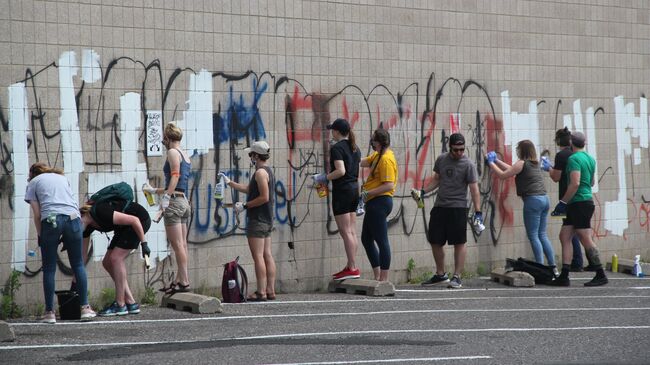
{"left": 541, "top": 156, "right": 552, "bottom": 172}
{"left": 551, "top": 201, "right": 567, "bottom": 217}
{"left": 472, "top": 211, "right": 485, "bottom": 234}
{"left": 486, "top": 151, "right": 498, "bottom": 164}
{"left": 312, "top": 173, "right": 328, "bottom": 185}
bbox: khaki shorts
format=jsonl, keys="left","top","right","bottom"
{"left": 163, "top": 195, "right": 191, "bottom": 226}
{"left": 247, "top": 219, "right": 273, "bottom": 238}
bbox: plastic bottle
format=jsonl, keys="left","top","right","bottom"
{"left": 416, "top": 194, "right": 424, "bottom": 209}
{"left": 316, "top": 183, "right": 328, "bottom": 198}
{"left": 633, "top": 255, "right": 644, "bottom": 277}
{"left": 143, "top": 187, "right": 155, "bottom": 206}
{"left": 356, "top": 197, "right": 365, "bottom": 216}
{"left": 28, "top": 250, "right": 36, "bottom": 257}
{"left": 611, "top": 254, "right": 618, "bottom": 273}
{"left": 144, "top": 254, "right": 151, "bottom": 270}
{"left": 214, "top": 176, "right": 225, "bottom": 200}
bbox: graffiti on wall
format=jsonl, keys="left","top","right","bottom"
{"left": 1, "top": 49, "right": 649, "bottom": 276}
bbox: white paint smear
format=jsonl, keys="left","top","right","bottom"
{"left": 181, "top": 69, "right": 213, "bottom": 155}
{"left": 9, "top": 83, "right": 30, "bottom": 271}
{"left": 501, "top": 91, "right": 539, "bottom": 162}
{"left": 81, "top": 49, "right": 101, "bottom": 83}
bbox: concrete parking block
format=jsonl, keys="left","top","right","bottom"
{"left": 0, "top": 321, "right": 15, "bottom": 342}
{"left": 161, "top": 292, "right": 223, "bottom": 314}
{"left": 327, "top": 279, "right": 395, "bottom": 296}
{"left": 491, "top": 268, "right": 535, "bottom": 287}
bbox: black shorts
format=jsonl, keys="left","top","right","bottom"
{"left": 108, "top": 204, "right": 152, "bottom": 250}
{"left": 332, "top": 188, "right": 359, "bottom": 216}
{"left": 563, "top": 200, "right": 594, "bottom": 229}
{"left": 428, "top": 207, "right": 468, "bottom": 245}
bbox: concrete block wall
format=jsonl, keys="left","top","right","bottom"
{"left": 1, "top": 0, "right": 649, "bottom": 308}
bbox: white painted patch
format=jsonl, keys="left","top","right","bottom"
{"left": 500, "top": 91, "right": 539, "bottom": 162}
{"left": 81, "top": 49, "right": 101, "bottom": 83}
{"left": 9, "top": 83, "right": 30, "bottom": 271}
{"left": 563, "top": 100, "right": 599, "bottom": 192}
{"left": 181, "top": 69, "right": 213, "bottom": 155}
{"left": 606, "top": 96, "right": 649, "bottom": 236}
{"left": 58, "top": 51, "right": 84, "bottom": 203}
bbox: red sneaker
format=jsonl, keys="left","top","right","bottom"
{"left": 333, "top": 267, "right": 360, "bottom": 281}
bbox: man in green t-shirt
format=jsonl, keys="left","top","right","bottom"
{"left": 550, "top": 131, "right": 608, "bottom": 286}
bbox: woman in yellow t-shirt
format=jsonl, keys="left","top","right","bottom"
{"left": 360, "top": 128, "right": 398, "bottom": 282}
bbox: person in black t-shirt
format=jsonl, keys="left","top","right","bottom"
{"left": 313, "top": 119, "right": 362, "bottom": 281}
{"left": 546, "top": 127, "right": 586, "bottom": 271}
{"left": 80, "top": 199, "right": 151, "bottom": 316}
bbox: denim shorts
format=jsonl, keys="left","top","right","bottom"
{"left": 163, "top": 195, "right": 191, "bottom": 226}
{"left": 247, "top": 218, "right": 272, "bottom": 238}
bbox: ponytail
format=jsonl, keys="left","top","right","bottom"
{"left": 369, "top": 129, "right": 391, "bottom": 177}
{"left": 347, "top": 130, "right": 358, "bottom": 152}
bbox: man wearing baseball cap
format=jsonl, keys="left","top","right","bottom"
{"left": 413, "top": 133, "right": 483, "bottom": 289}
{"left": 550, "top": 131, "right": 608, "bottom": 286}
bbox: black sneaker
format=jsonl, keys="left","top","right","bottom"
{"left": 421, "top": 273, "right": 450, "bottom": 287}
{"left": 584, "top": 275, "right": 608, "bottom": 287}
{"left": 548, "top": 276, "right": 570, "bottom": 286}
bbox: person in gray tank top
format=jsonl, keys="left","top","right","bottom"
{"left": 221, "top": 140, "right": 277, "bottom": 301}
{"left": 487, "top": 140, "right": 556, "bottom": 268}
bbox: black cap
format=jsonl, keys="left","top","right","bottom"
{"left": 327, "top": 118, "right": 350, "bottom": 134}
{"left": 571, "top": 131, "right": 586, "bottom": 148}
{"left": 449, "top": 133, "right": 465, "bottom": 146}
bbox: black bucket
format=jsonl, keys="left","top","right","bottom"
{"left": 55, "top": 290, "right": 80, "bottom": 320}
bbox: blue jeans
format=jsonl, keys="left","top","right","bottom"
{"left": 361, "top": 196, "right": 393, "bottom": 270}
{"left": 40, "top": 214, "right": 88, "bottom": 311}
{"left": 522, "top": 195, "right": 556, "bottom": 266}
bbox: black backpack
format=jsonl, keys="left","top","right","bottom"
{"left": 506, "top": 257, "right": 556, "bottom": 284}
{"left": 221, "top": 257, "right": 248, "bottom": 303}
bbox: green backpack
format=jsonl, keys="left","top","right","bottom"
{"left": 87, "top": 182, "right": 134, "bottom": 217}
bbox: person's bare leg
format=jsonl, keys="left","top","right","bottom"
{"left": 248, "top": 236, "right": 267, "bottom": 297}
{"left": 431, "top": 244, "right": 445, "bottom": 275}
{"left": 263, "top": 236, "right": 276, "bottom": 297}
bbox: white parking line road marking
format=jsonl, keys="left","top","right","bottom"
{"left": 264, "top": 356, "right": 493, "bottom": 364}
{"left": 10, "top": 306, "right": 650, "bottom": 327}
{"left": 1, "top": 326, "right": 649, "bottom": 350}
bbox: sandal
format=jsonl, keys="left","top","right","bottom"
{"left": 266, "top": 293, "right": 276, "bottom": 300}
{"left": 159, "top": 282, "right": 177, "bottom": 294}
{"left": 176, "top": 283, "right": 191, "bottom": 293}
{"left": 247, "top": 291, "right": 267, "bottom": 302}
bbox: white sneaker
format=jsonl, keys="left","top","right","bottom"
{"left": 41, "top": 311, "right": 56, "bottom": 324}
{"left": 80, "top": 305, "right": 96, "bottom": 321}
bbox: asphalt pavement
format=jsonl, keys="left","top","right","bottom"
{"left": 2, "top": 271, "right": 649, "bottom": 365}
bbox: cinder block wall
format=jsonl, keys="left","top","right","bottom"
{"left": 1, "top": 0, "right": 649, "bottom": 308}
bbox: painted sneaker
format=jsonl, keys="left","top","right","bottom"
{"left": 448, "top": 275, "right": 463, "bottom": 289}
{"left": 98, "top": 301, "right": 128, "bottom": 317}
{"left": 80, "top": 305, "right": 96, "bottom": 321}
{"left": 126, "top": 302, "right": 141, "bottom": 314}
{"left": 421, "top": 272, "right": 449, "bottom": 287}
{"left": 41, "top": 311, "right": 56, "bottom": 324}
{"left": 333, "top": 268, "right": 361, "bottom": 281}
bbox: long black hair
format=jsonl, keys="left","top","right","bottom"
{"left": 370, "top": 128, "right": 390, "bottom": 176}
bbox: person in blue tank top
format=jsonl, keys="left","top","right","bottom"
{"left": 220, "top": 140, "right": 277, "bottom": 301}
{"left": 147, "top": 123, "right": 192, "bottom": 294}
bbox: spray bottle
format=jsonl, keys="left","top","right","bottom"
{"left": 633, "top": 255, "right": 644, "bottom": 277}
{"left": 356, "top": 197, "right": 365, "bottom": 216}
{"left": 214, "top": 175, "right": 225, "bottom": 200}
{"left": 611, "top": 253, "right": 618, "bottom": 273}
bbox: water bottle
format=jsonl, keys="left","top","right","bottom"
{"left": 611, "top": 254, "right": 618, "bottom": 272}
{"left": 356, "top": 197, "right": 365, "bottom": 216}
{"left": 214, "top": 176, "right": 225, "bottom": 200}
{"left": 633, "top": 255, "right": 644, "bottom": 277}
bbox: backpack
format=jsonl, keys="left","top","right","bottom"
{"left": 221, "top": 257, "right": 248, "bottom": 303}
{"left": 506, "top": 257, "right": 556, "bottom": 284}
{"left": 87, "top": 182, "right": 134, "bottom": 217}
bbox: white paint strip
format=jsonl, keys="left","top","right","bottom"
{"left": 500, "top": 90, "right": 539, "bottom": 163}
{"left": 563, "top": 100, "right": 599, "bottom": 192}
{"left": 182, "top": 69, "right": 213, "bottom": 155}
{"left": 81, "top": 49, "right": 101, "bottom": 83}
{"left": 265, "top": 356, "right": 492, "bottom": 365}
{"left": 1, "top": 326, "right": 649, "bottom": 350}
{"left": 9, "top": 83, "right": 30, "bottom": 272}
{"left": 12, "top": 304, "right": 650, "bottom": 327}
{"left": 606, "top": 96, "right": 649, "bottom": 235}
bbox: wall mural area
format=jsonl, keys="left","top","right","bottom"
{"left": 1, "top": 49, "right": 649, "bottom": 284}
